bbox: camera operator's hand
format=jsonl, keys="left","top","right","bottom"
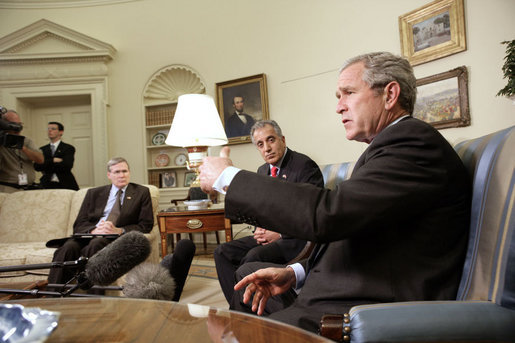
{"left": 2, "top": 110, "right": 44, "bottom": 164}
{"left": 21, "top": 144, "right": 44, "bottom": 164}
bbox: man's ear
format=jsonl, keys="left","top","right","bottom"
{"left": 383, "top": 81, "right": 401, "bottom": 110}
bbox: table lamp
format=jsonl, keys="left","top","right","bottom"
{"left": 165, "top": 94, "right": 228, "bottom": 190}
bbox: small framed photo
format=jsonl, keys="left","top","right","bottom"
{"left": 399, "top": 0, "right": 466, "bottom": 66}
{"left": 413, "top": 66, "right": 470, "bottom": 130}
{"left": 216, "top": 73, "right": 269, "bottom": 145}
{"left": 184, "top": 171, "right": 197, "bottom": 187}
{"left": 160, "top": 171, "right": 177, "bottom": 188}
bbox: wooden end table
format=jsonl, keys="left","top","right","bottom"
{"left": 157, "top": 208, "right": 232, "bottom": 257}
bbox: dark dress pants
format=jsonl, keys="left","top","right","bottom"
{"left": 230, "top": 261, "right": 374, "bottom": 333}
{"left": 214, "top": 236, "right": 287, "bottom": 302}
{"left": 47, "top": 237, "right": 115, "bottom": 285}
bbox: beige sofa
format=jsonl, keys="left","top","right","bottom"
{"left": 0, "top": 185, "right": 160, "bottom": 284}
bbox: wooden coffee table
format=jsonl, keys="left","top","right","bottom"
{"left": 9, "top": 297, "right": 332, "bottom": 342}
{"left": 157, "top": 208, "right": 232, "bottom": 257}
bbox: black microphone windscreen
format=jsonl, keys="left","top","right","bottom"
{"left": 160, "top": 239, "right": 195, "bottom": 301}
{"left": 122, "top": 263, "right": 175, "bottom": 300}
{"left": 85, "top": 231, "right": 151, "bottom": 286}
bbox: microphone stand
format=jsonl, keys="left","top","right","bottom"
{"left": 0, "top": 257, "right": 94, "bottom": 298}
{"left": 0, "top": 256, "right": 88, "bottom": 273}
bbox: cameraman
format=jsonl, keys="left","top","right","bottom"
{"left": 0, "top": 110, "right": 44, "bottom": 193}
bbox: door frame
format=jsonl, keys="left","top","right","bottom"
{"left": 1, "top": 79, "right": 109, "bottom": 186}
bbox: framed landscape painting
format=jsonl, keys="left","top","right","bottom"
{"left": 399, "top": 0, "right": 466, "bottom": 65}
{"left": 413, "top": 66, "right": 470, "bottom": 129}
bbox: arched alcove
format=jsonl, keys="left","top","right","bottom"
{"left": 142, "top": 64, "right": 206, "bottom": 207}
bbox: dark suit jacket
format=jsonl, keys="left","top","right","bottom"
{"left": 225, "top": 112, "right": 256, "bottom": 138}
{"left": 73, "top": 183, "right": 154, "bottom": 234}
{"left": 255, "top": 149, "right": 324, "bottom": 260}
{"left": 34, "top": 142, "right": 79, "bottom": 190}
{"left": 225, "top": 118, "right": 471, "bottom": 327}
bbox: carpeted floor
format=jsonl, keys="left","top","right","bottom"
{"left": 178, "top": 246, "right": 228, "bottom": 309}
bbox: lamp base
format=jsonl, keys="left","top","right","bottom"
{"left": 188, "top": 186, "right": 207, "bottom": 200}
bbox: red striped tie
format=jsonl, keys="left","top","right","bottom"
{"left": 271, "top": 166, "right": 278, "bottom": 177}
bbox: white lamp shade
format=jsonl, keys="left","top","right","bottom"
{"left": 165, "top": 94, "right": 228, "bottom": 147}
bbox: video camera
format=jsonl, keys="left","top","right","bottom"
{"left": 0, "top": 106, "right": 25, "bottom": 149}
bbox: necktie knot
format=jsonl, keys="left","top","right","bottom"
{"left": 271, "top": 166, "right": 278, "bottom": 177}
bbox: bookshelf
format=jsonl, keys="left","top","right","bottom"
{"left": 142, "top": 64, "right": 206, "bottom": 209}
{"left": 145, "top": 103, "right": 190, "bottom": 191}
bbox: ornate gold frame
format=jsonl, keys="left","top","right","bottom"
{"left": 413, "top": 66, "right": 470, "bottom": 129}
{"left": 399, "top": 0, "right": 466, "bottom": 66}
{"left": 216, "top": 74, "right": 269, "bottom": 145}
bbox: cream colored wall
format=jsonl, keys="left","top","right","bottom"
{"left": 0, "top": 0, "right": 514, "bottom": 183}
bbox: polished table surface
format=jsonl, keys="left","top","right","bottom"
{"left": 7, "top": 297, "right": 331, "bottom": 342}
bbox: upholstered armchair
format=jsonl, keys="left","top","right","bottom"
{"left": 319, "top": 126, "right": 515, "bottom": 342}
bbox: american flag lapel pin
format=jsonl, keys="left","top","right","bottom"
{"left": 282, "top": 175, "right": 287, "bottom": 179}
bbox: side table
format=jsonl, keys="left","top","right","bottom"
{"left": 157, "top": 208, "right": 232, "bottom": 257}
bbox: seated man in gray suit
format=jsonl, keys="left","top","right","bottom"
{"left": 47, "top": 157, "right": 153, "bottom": 285}
{"left": 214, "top": 120, "right": 324, "bottom": 302}
{"left": 199, "top": 52, "right": 471, "bottom": 333}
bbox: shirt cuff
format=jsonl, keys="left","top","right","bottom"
{"left": 213, "top": 166, "right": 241, "bottom": 195}
{"left": 288, "top": 263, "right": 306, "bottom": 291}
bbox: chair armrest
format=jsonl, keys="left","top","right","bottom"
{"left": 287, "top": 241, "right": 315, "bottom": 264}
{"left": 144, "top": 225, "right": 160, "bottom": 263}
{"left": 321, "top": 301, "right": 515, "bottom": 343}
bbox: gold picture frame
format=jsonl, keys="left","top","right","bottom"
{"left": 184, "top": 171, "right": 196, "bottom": 187}
{"left": 216, "top": 73, "right": 269, "bottom": 145}
{"left": 413, "top": 66, "right": 470, "bottom": 130}
{"left": 399, "top": 0, "right": 466, "bottom": 66}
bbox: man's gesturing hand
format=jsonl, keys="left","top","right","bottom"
{"left": 233, "top": 267, "right": 296, "bottom": 315}
{"left": 199, "top": 146, "right": 233, "bottom": 193}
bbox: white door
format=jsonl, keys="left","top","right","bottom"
{"left": 30, "top": 102, "right": 94, "bottom": 188}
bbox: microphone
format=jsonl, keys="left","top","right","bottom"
{"left": 76, "top": 231, "right": 151, "bottom": 290}
{"left": 122, "top": 263, "right": 176, "bottom": 300}
{"left": 122, "top": 239, "right": 195, "bottom": 301}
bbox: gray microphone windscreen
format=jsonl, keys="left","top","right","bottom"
{"left": 122, "top": 263, "right": 176, "bottom": 300}
{"left": 85, "top": 231, "right": 151, "bottom": 286}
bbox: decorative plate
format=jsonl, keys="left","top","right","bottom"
{"left": 151, "top": 132, "right": 167, "bottom": 145}
{"left": 155, "top": 153, "right": 170, "bottom": 167}
{"left": 174, "top": 153, "right": 188, "bottom": 166}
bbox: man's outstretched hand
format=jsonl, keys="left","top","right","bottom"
{"left": 199, "top": 146, "right": 233, "bottom": 193}
{"left": 233, "top": 267, "right": 296, "bottom": 315}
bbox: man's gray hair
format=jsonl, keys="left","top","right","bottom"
{"left": 341, "top": 52, "right": 417, "bottom": 114}
{"left": 107, "top": 157, "right": 130, "bottom": 172}
{"left": 250, "top": 120, "right": 283, "bottom": 145}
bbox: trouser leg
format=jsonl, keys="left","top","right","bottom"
{"left": 214, "top": 236, "right": 259, "bottom": 302}
{"left": 47, "top": 239, "right": 83, "bottom": 284}
{"left": 161, "top": 239, "right": 196, "bottom": 301}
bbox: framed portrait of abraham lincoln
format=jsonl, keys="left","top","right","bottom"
{"left": 216, "top": 73, "right": 269, "bottom": 145}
